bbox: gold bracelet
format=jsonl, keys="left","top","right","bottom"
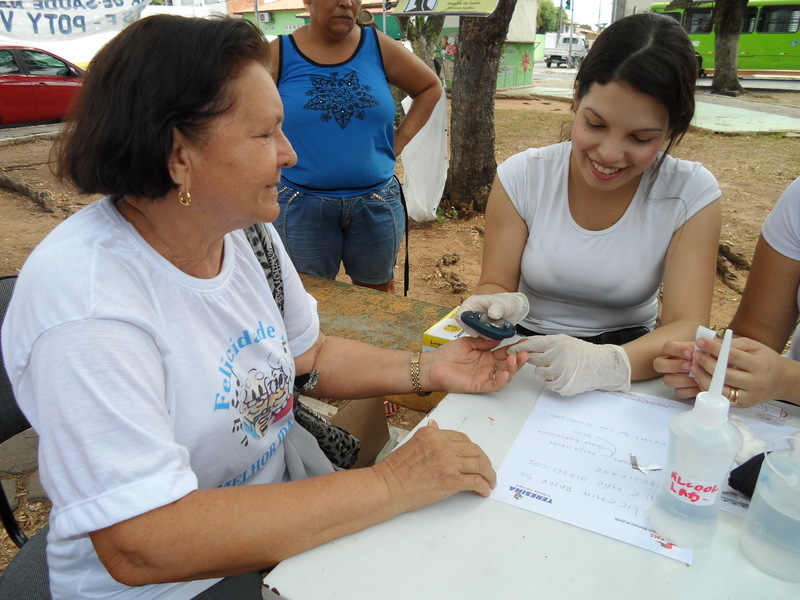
{"left": 410, "top": 351, "right": 431, "bottom": 396}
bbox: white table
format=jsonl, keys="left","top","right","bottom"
{"left": 265, "top": 366, "right": 800, "bottom": 598}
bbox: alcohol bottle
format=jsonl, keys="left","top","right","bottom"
{"left": 649, "top": 329, "right": 743, "bottom": 548}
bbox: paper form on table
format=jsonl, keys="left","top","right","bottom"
{"left": 491, "top": 389, "right": 798, "bottom": 564}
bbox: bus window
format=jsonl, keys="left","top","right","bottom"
{"left": 741, "top": 7, "right": 758, "bottom": 34}
{"left": 757, "top": 5, "right": 800, "bottom": 33}
{"left": 685, "top": 8, "right": 714, "bottom": 34}
{"left": 660, "top": 11, "right": 681, "bottom": 24}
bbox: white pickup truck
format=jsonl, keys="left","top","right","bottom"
{"left": 543, "top": 33, "right": 589, "bottom": 69}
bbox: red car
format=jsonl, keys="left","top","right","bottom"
{"left": 0, "top": 45, "right": 84, "bottom": 126}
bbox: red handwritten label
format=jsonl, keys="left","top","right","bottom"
{"left": 666, "top": 471, "right": 720, "bottom": 504}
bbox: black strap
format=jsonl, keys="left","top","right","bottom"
{"left": 395, "top": 175, "right": 409, "bottom": 297}
{"left": 243, "top": 224, "right": 319, "bottom": 393}
{"left": 242, "top": 223, "right": 284, "bottom": 314}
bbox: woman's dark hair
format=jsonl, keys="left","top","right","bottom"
{"left": 573, "top": 12, "right": 697, "bottom": 157}
{"left": 54, "top": 15, "right": 270, "bottom": 199}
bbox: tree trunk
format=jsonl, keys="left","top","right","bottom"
{"left": 443, "top": 0, "right": 518, "bottom": 214}
{"left": 711, "top": 0, "right": 748, "bottom": 96}
{"left": 396, "top": 15, "right": 446, "bottom": 72}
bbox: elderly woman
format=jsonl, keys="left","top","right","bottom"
{"left": 0, "top": 16, "right": 526, "bottom": 600}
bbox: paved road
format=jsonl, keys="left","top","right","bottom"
{"left": 0, "top": 122, "right": 62, "bottom": 146}
{"left": 509, "top": 67, "right": 800, "bottom": 133}
{"left": 695, "top": 76, "right": 800, "bottom": 92}
{"left": 535, "top": 61, "right": 800, "bottom": 92}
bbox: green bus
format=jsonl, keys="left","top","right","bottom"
{"left": 650, "top": 0, "right": 800, "bottom": 75}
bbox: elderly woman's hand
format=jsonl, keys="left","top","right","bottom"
{"left": 422, "top": 337, "right": 528, "bottom": 394}
{"left": 372, "top": 420, "right": 496, "bottom": 510}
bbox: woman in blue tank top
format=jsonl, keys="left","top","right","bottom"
{"left": 269, "top": 0, "right": 441, "bottom": 294}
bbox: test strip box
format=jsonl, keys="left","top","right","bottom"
{"left": 422, "top": 307, "right": 469, "bottom": 352}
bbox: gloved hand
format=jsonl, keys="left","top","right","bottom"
{"left": 507, "top": 334, "right": 631, "bottom": 396}
{"left": 455, "top": 292, "right": 530, "bottom": 338}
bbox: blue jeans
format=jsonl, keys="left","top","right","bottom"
{"left": 274, "top": 179, "right": 405, "bottom": 285}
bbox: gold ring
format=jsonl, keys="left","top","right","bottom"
{"left": 729, "top": 387, "right": 739, "bottom": 406}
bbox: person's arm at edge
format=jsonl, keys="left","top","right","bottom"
{"left": 728, "top": 235, "right": 800, "bottom": 404}
{"left": 690, "top": 235, "right": 800, "bottom": 406}
{"left": 729, "top": 234, "right": 800, "bottom": 352}
{"left": 378, "top": 30, "right": 441, "bottom": 155}
{"left": 624, "top": 199, "right": 722, "bottom": 380}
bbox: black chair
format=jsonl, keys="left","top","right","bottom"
{"left": 0, "top": 275, "right": 51, "bottom": 598}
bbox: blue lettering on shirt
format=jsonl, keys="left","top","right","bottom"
{"left": 220, "top": 420, "right": 295, "bottom": 487}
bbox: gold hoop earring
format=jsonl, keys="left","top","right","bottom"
{"left": 178, "top": 190, "right": 191, "bottom": 207}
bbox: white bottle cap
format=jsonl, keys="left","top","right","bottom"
{"left": 693, "top": 390, "right": 731, "bottom": 425}
{"left": 692, "top": 329, "right": 734, "bottom": 425}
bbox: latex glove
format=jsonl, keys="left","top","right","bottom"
{"left": 508, "top": 334, "right": 632, "bottom": 396}
{"left": 455, "top": 292, "right": 530, "bottom": 338}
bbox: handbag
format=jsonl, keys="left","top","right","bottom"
{"left": 243, "top": 223, "right": 361, "bottom": 470}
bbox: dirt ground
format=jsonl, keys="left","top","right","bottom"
{"left": 1, "top": 93, "right": 799, "bottom": 569}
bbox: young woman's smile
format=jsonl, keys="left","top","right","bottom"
{"left": 570, "top": 80, "right": 669, "bottom": 194}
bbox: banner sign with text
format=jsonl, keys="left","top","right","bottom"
{"left": 0, "top": 0, "right": 152, "bottom": 40}
{"left": 392, "top": 0, "right": 499, "bottom": 16}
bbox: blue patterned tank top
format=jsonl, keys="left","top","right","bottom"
{"left": 277, "top": 26, "right": 396, "bottom": 196}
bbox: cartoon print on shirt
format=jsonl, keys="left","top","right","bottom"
{"left": 241, "top": 359, "right": 292, "bottom": 441}
{"left": 215, "top": 320, "right": 294, "bottom": 447}
{"left": 304, "top": 71, "right": 379, "bottom": 129}
{"left": 227, "top": 354, "right": 292, "bottom": 446}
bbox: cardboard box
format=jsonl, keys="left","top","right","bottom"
{"left": 422, "top": 306, "right": 469, "bottom": 352}
{"left": 329, "top": 397, "right": 390, "bottom": 468}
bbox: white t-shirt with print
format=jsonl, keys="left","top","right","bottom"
{"left": 2, "top": 197, "right": 321, "bottom": 599}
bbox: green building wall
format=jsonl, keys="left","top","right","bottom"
{"left": 496, "top": 42, "right": 535, "bottom": 89}
{"left": 243, "top": 11, "right": 304, "bottom": 37}
{"left": 437, "top": 29, "right": 539, "bottom": 91}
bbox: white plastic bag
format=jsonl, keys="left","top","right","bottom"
{"left": 400, "top": 86, "right": 448, "bottom": 222}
